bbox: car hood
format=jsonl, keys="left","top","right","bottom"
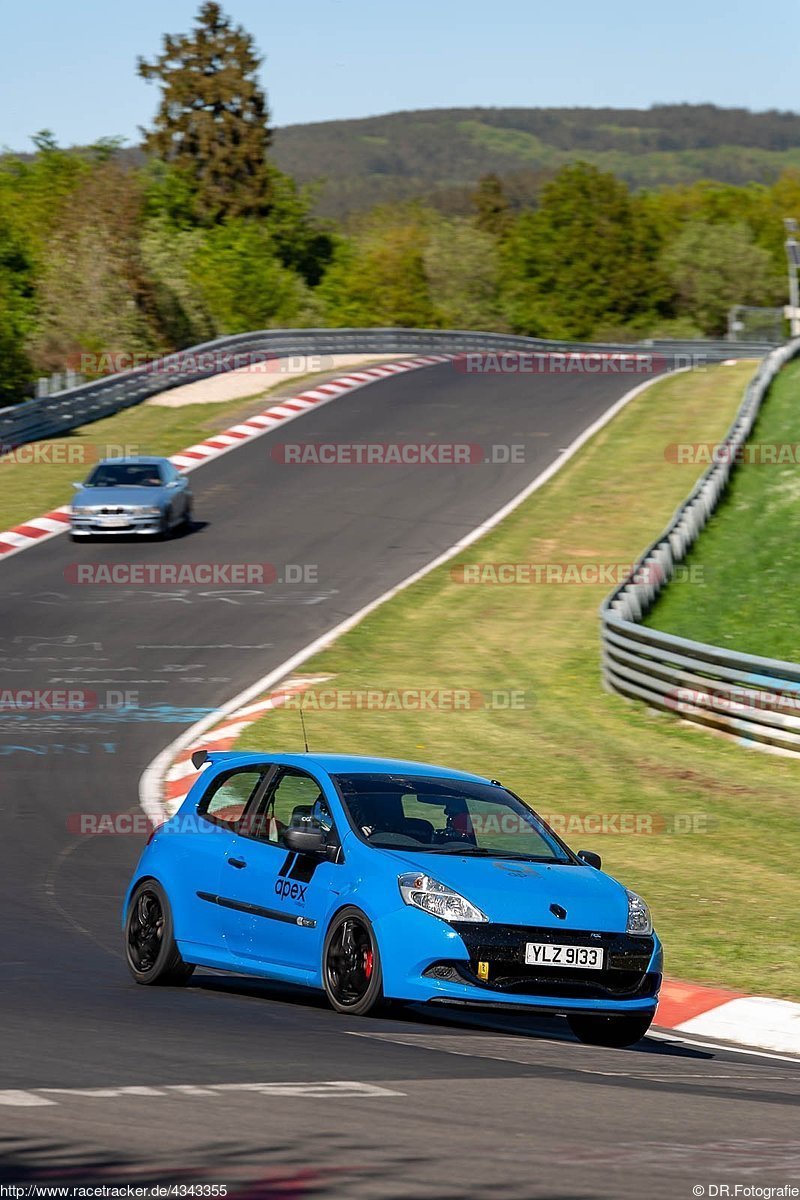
{"left": 73, "top": 486, "right": 167, "bottom": 507}
{"left": 385, "top": 849, "right": 630, "bottom": 931}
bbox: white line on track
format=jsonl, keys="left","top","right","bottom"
{"left": 0, "top": 1081, "right": 404, "bottom": 1107}
{"left": 648, "top": 1029, "right": 800, "bottom": 1064}
{"left": 348, "top": 1027, "right": 799, "bottom": 1071}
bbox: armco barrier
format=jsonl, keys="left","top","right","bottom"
{"left": 601, "top": 338, "right": 800, "bottom": 753}
{"left": 0, "top": 327, "right": 770, "bottom": 451}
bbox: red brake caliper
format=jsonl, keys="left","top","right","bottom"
{"left": 363, "top": 949, "right": 374, "bottom": 979}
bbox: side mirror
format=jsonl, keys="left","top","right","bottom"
{"left": 283, "top": 825, "right": 327, "bottom": 857}
{"left": 577, "top": 849, "right": 602, "bottom": 870}
{"left": 167, "top": 479, "right": 181, "bottom": 488}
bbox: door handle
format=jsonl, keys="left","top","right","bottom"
{"left": 227, "top": 857, "right": 247, "bottom": 869}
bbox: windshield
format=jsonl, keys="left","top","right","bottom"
{"left": 332, "top": 773, "right": 572, "bottom": 862}
{"left": 85, "top": 463, "right": 164, "bottom": 488}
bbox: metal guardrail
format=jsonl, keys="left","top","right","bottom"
{"left": 3, "top": 321, "right": 796, "bottom": 747}
{"left": 0, "top": 327, "right": 772, "bottom": 450}
{"left": 601, "top": 338, "right": 800, "bottom": 753}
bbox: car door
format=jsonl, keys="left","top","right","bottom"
{"left": 184, "top": 764, "right": 273, "bottom": 952}
{"left": 216, "top": 767, "right": 344, "bottom": 972}
{"left": 163, "top": 461, "right": 189, "bottom": 522}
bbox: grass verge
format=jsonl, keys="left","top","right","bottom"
{"left": 236, "top": 361, "right": 800, "bottom": 999}
{"left": 645, "top": 357, "right": 800, "bottom": 661}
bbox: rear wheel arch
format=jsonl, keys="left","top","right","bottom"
{"left": 124, "top": 877, "right": 194, "bottom": 986}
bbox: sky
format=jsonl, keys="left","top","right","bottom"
{"left": 1, "top": 0, "right": 799, "bottom": 151}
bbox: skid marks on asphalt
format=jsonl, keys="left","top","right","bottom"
{"left": 347, "top": 1030, "right": 800, "bottom": 1095}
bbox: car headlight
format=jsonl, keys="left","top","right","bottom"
{"left": 138, "top": 507, "right": 162, "bottom": 516}
{"left": 625, "top": 889, "right": 653, "bottom": 935}
{"left": 398, "top": 872, "right": 487, "bottom": 923}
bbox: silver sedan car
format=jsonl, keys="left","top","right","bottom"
{"left": 70, "top": 457, "right": 193, "bottom": 540}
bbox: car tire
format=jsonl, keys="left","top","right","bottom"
{"left": 322, "top": 906, "right": 384, "bottom": 1016}
{"left": 124, "top": 880, "right": 195, "bottom": 986}
{"left": 567, "top": 1010, "right": 654, "bottom": 1048}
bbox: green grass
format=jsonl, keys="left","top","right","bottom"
{"left": 645, "top": 357, "right": 800, "bottom": 662}
{"left": 237, "top": 360, "right": 800, "bottom": 999}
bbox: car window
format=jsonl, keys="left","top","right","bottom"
{"left": 86, "top": 463, "right": 164, "bottom": 488}
{"left": 255, "top": 769, "right": 327, "bottom": 846}
{"left": 333, "top": 773, "right": 571, "bottom": 861}
{"left": 200, "top": 769, "right": 265, "bottom": 829}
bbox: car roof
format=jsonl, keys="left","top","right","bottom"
{"left": 94, "top": 456, "right": 171, "bottom": 466}
{"left": 204, "top": 750, "right": 493, "bottom": 784}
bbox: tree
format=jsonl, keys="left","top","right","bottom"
{"left": 138, "top": 2, "right": 272, "bottom": 223}
{"left": 499, "top": 163, "right": 665, "bottom": 338}
{"left": 29, "top": 164, "right": 156, "bottom": 373}
{"left": 424, "top": 218, "right": 504, "bottom": 330}
{"left": 318, "top": 209, "right": 435, "bottom": 328}
{"left": 660, "top": 220, "right": 778, "bottom": 334}
{"left": 0, "top": 221, "right": 35, "bottom": 404}
{"left": 471, "top": 173, "right": 511, "bottom": 236}
{"left": 140, "top": 217, "right": 216, "bottom": 347}
{"left": 188, "top": 220, "right": 308, "bottom": 333}
{"left": 261, "top": 165, "right": 334, "bottom": 286}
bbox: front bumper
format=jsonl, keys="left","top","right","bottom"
{"left": 71, "top": 513, "right": 163, "bottom": 536}
{"left": 376, "top": 908, "right": 662, "bottom": 1014}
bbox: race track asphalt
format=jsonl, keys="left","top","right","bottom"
{"left": 1, "top": 360, "right": 796, "bottom": 1198}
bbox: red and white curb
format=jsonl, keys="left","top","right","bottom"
{"left": 0, "top": 356, "right": 452, "bottom": 564}
{"left": 0, "top": 507, "right": 73, "bottom": 557}
{"left": 655, "top": 979, "right": 800, "bottom": 1057}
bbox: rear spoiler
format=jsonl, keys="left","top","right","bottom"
{"left": 190, "top": 749, "right": 242, "bottom": 769}
{"left": 190, "top": 748, "right": 278, "bottom": 768}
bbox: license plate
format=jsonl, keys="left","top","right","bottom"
{"left": 100, "top": 517, "right": 129, "bottom": 528}
{"left": 525, "top": 942, "right": 604, "bottom": 970}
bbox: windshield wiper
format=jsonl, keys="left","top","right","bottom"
{"left": 425, "top": 845, "right": 550, "bottom": 860}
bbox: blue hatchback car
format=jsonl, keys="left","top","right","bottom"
{"left": 124, "top": 752, "right": 663, "bottom": 1046}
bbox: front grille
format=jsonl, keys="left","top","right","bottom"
{"left": 441, "top": 922, "right": 658, "bottom": 1001}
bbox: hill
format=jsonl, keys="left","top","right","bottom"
{"left": 270, "top": 103, "right": 800, "bottom": 216}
